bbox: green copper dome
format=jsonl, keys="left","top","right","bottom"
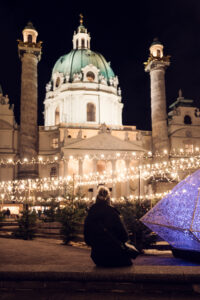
{"left": 52, "top": 49, "right": 115, "bottom": 82}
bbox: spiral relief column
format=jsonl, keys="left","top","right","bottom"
{"left": 17, "top": 22, "right": 42, "bottom": 179}
{"left": 145, "top": 39, "right": 170, "bottom": 154}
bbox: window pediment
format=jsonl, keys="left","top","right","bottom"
{"left": 82, "top": 64, "right": 99, "bottom": 83}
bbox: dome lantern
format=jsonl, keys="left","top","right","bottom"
{"left": 22, "top": 21, "right": 38, "bottom": 44}
{"left": 72, "top": 14, "right": 91, "bottom": 50}
{"left": 149, "top": 38, "right": 164, "bottom": 58}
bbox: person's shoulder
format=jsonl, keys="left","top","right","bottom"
{"left": 107, "top": 204, "right": 121, "bottom": 216}
{"left": 87, "top": 203, "right": 96, "bottom": 212}
{"left": 87, "top": 203, "right": 99, "bottom": 215}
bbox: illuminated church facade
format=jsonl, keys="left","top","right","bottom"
{"left": 1, "top": 19, "right": 200, "bottom": 204}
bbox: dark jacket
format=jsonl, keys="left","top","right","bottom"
{"left": 84, "top": 201, "right": 132, "bottom": 267}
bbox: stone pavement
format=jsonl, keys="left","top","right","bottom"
{"left": 1, "top": 237, "right": 200, "bottom": 299}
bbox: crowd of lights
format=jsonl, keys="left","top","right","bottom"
{"left": 0, "top": 155, "right": 198, "bottom": 198}
{"left": 0, "top": 149, "right": 200, "bottom": 204}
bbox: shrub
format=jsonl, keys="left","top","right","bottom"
{"left": 43, "top": 198, "right": 59, "bottom": 222}
{"left": 0, "top": 211, "right": 5, "bottom": 228}
{"left": 114, "top": 199, "right": 157, "bottom": 252}
{"left": 14, "top": 207, "right": 37, "bottom": 240}
{"left": 58, "top": 201, "right": 87, "bottom": 244}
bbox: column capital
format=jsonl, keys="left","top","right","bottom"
{"left": 18, "top": 40, "right": 42, "bottom": 61}
{"left": 145, "top": 58, "right": 170, "bottom": 73}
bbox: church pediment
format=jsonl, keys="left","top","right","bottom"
{"left": 63, "top": 132, "right": 145, "bottom": 152}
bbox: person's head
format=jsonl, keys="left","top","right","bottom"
{"left": 96, "top": 186, "right": 110, "bottom": 205}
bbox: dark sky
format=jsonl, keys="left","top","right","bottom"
{"left": 1, "top": 0, "right": 200, "bottom": 130}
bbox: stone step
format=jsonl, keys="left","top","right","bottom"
{"left": 1, "top": 271, "right": 200, "bottom": 299}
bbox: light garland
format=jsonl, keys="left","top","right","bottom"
{"left": 0, "top": 147, "right": 200, "bottom": 166}
{"left": 0, "top": 155, "right": 199, "bottom": 196}
{"left": 0, "top": 189, "right": 171, "bottom": 204}
{"left": 75, "top": 156, "right": 200, "bottom": 186}
{"left": 0, "top": 150, "right": 200, "bottom": 205}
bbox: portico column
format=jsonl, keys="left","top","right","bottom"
{"left": 78, "top": 159, "right": 83, "bottom": 177}
{"left": 64, "top": 158, "right": 69, "bottom": 177}
{"left": 93, "top": 159, "right": 97, "bottom": 196}
{"left": 111, "top": 159, "right": 117, "bottom": 199}
{"left": 125, "top": 159, "right": 130, "bottom": 197}
{"left": 59, "top": 160, "right": 63, "bottom": 177}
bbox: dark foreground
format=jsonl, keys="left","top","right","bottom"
{"left": 0, "top": 238, "right": 200, "bottom": 299}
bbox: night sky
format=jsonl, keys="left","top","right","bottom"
{"left": 1, "top": 0, "right": 200, "bottom": 130}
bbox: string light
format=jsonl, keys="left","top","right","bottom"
{"left": 0, "top": 148, "right": 200, "bottom": 166}
{"left": 0, "top": 149, "right": 200, "bottom": 205}
{"left": 0, "top": 188, "right": 170, "bottom": 204}
{"left": 0, "top": 154, "right": 199, "bottom": 196}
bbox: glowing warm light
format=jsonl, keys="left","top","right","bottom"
{"left": 7, "top": 186, "right": 12, "bottom": 192}
{"left": 20, "top": 184, "right": 25, "bottom": 190}
{"left": 43, "top": 183, "right": 49, "bottom": 189}
{"left": 32, "top": 183, "right": 37, "bottom": 189}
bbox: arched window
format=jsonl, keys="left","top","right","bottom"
{"left": 28, "top": 34, "right": 32, "bottom": 43}
{"left": 184, "top": 115, "right": 192, "bottom": 125}
{"left": 55, "top": 77, "right": 60, "bottom": 88}
{"left": 81, "top": 39, "right": 85, "bottom": 48}
{"left": 86, "top": 71, "right": 95, "bottom": 82}
{"left": 157, "top": 49, "right": 161, "bottom": 57}
{"left": 87, "top": 103, "right": 96, "bottom": 122}
{"left": 50, "top": 167, "right": 57, "bottom": 177}
{"left": 97, "top": 161, "right": 106, "bottom": 173}
{"left": 55, "top": 107, "right": 60, "bottom": 125}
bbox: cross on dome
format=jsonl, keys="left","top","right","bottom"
{"left": 73, "top": 15, "right": 91, "bottom": 49}
{"left": 80, "top": 13, "right": 83, "bottom": 25}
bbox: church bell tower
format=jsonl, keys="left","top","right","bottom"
{"left": 18, "top": 22, "right": 42, "bottom": 179}
{"left": 145, "top": 39, "right": 170, "bottom": 154}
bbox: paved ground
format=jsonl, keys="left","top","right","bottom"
{"left": 1, "top": 237, "right": 200, "bottom": 299}
{"left": 0, "top": 237, "right": 199, "bottom": 270}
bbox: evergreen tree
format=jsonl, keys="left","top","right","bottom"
{"left": 14, "top": 206, "right": 37, "bottom": 240}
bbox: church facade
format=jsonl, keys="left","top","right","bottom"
{"left": 0, "top": 19, "right": 200, "bottom": 208}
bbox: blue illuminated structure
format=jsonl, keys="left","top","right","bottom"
{"left": 141, "top": 169, "right": 200, "bottom": 252}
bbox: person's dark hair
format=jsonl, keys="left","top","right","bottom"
{"left": 96, "top": 186, "right": 110, "bottom": 204}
